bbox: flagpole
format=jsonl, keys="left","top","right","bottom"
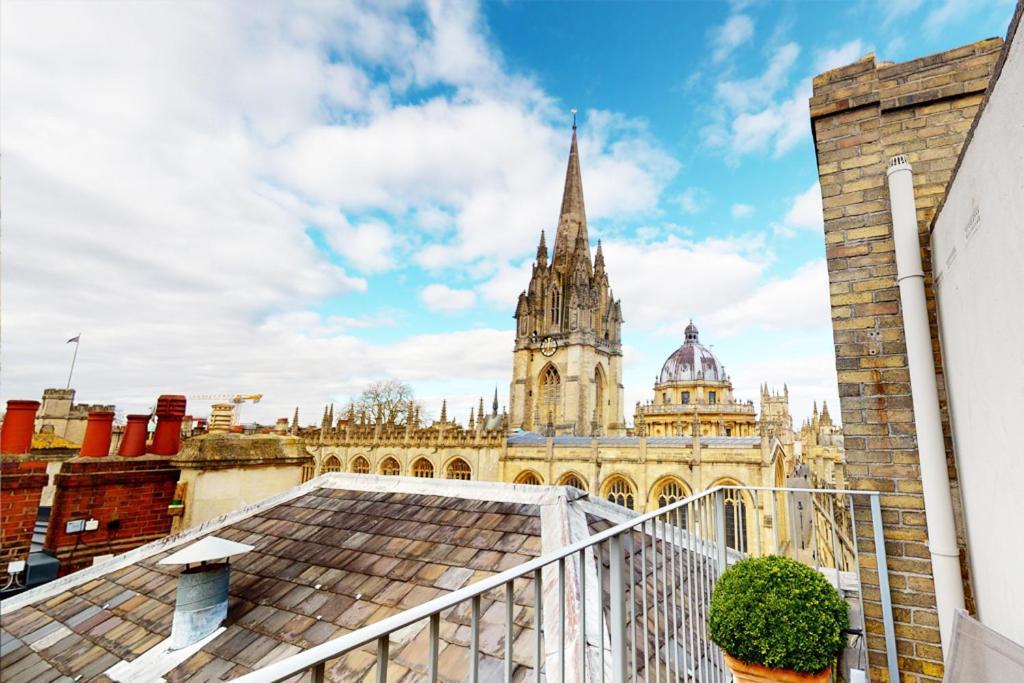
{"left": 66, "top": 334, "right": 81, "bottom": 390}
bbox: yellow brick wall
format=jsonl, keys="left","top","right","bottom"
{"left": 810, "top": 38, "right": 1002, "bottom": 682}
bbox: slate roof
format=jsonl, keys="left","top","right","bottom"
{"left": 1, "top": 475, "right": 720, "bottom": 682}
{"left": 1, "top": 476, "right": 556, "bottom": 682}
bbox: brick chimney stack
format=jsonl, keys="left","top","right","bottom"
{"left": 1, "top": 400, "right": 41, "bottom": 454}
{"left": 79, "top": 411, "right": 115, "bottom": 457}
{"left": 118, "top": 414, "right": 150, "bottom": 457}
{"left": 150, "top": 395, "right": 187, "bottom": 455}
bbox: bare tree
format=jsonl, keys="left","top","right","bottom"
{"left": 344, "top": 379, "right": 426, "bottom": 426}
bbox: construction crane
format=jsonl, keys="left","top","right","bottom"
{"left": 187, "top": 394, "right": 264, "bottom": 425}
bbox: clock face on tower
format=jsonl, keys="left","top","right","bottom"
{"left": 540, "top": 336, "right": 557, "bottom": 357}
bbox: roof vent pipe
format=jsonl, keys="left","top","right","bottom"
{"left": 1, "top": 400, "right": 40, "bottom": 454}
{"left": 886, "top": 155, "right": 965, "bottom": 652}
{"left": 80, "top": 411, "right": 115, "bottom": 457}
{"left": 159, "top": 536, "right": 253, "bottom": 650}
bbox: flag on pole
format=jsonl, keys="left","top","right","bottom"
{"left": 67, "top": 335, "right": 80, "bottom": 344}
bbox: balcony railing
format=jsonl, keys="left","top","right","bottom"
{"left": 234, "top": 485, "right": 900, "bottom": 683}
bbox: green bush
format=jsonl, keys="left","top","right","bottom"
{"left": 708, "top": 555, "right": 849, "bottom": 673}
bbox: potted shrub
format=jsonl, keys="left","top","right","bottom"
{"left": 709, "top": 555, "right": 849, "bottom": 683}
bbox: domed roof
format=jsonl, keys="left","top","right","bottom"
{"left": 658, "top": 322, "right": 727, "bottom": 383}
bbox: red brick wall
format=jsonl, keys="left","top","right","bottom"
{"left": 810, "top": 38, "right": 1003, "bottom": 682}
{"left": 45, "top": 456, "right": 180, "bottom": 575}
{"left": 0, "top": 456, "right": 48, "bottom": 582}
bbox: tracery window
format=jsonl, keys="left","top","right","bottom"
{"left": 724, "top": 488, "right": 748, "bottom": 552}
{"left": 605, "top": 476, "right": 635, "bottom": 510}
{"left": 380, "top": 457, "right": 400, "bottom": 476}
{"left": 412, "top": 458, "right": 434, "bottom": 478}
{"left": 350, "top": 456, "right": 369, "bottom": 474}
{"left": 709, "top": 391, "right": 717, "bottom": 404}
{"left": 322, "top": 456, "right": 341, "bottom": 474}
{"left": 540, "top": 365, "right": 561, "bottom": 424}
{"left": 559, "top": 473, "right": 587, "bottom": 491}
{"left": 551, "top": 289, "right": 561, "bottom": 325}
{"left": 446, "top": 458, "right": 472, "bottom": 481}
{"left": 515, "top": 471, "right": 542, "bottom": 485}
{"left": 654, "top": 478, "right": 690, "bottom": 528}
{"left": 682, "top": 391, "right": 690, "bottom": 404}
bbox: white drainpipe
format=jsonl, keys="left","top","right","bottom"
{"left": 886, "top": 155, "right": 965, "bottom": 652}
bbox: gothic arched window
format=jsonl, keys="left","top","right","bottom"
{"left": 322, "top": 456, "right": 341, "bottom": 474}
{"left": 350, "top": 456, "right": 369, "bottom": 474}
{"left": 724, "top": 488, "right": 749, "bottom": 552}
{"left": 559, "top": 473, "right": 587, "bottom": 491}
{"left": 380, "top": 457, "right": 400, "bottom": 476}
{"left": 515, "top": 471, "right": 542, "bottom": 485}
{"left": 540, "top": 365, "right": 561, "bottom": 425}
{"left": 446, "top": 458, "right": 472, "bottom": 481}
{"left": 412, "top": 458, "right": 434, "bottom": 478}
{"left": 652, "top": 477, "right": 690, "bottom": 528}
{"left": 551, "top": 289, "right": 561, "bottom": 325}
{"left": 604, "top": 476, "right": 636, "bottom": 510}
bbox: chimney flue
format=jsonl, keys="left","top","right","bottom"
{"left": 80, "top": 410, "right": 115, "bottom": 457}
{"left": 150, "top": 395, "right": 187, "bottom": 455}
{"left": 118, "top": 414, "right": 150, "bottom": 457}
{"left": 1, "top": 400, "right": 41, "bottom": 455}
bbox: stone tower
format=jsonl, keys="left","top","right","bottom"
{"left": 509, "top": 124, "right": 625, "bottom": 435}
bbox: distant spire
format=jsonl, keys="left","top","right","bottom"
{"left": 440, "top": 399, "right": 447, "bottom": 423}
{"left": 492, "top": 387, "right": 499, "bottom": 414}
{"left": 468, "top": 407, "right": 474, "bottom": 428}
{"left": 552, "top": 123, "right": 588, "bottom": 269}
{"left": 291, "top": 407, "right": 299, "bottom": 434}
{"left": 594, "top": 239, "right": 605, "bottom": 270}
{"left": 537, "top": 229, "right": 548, "bottom": 265}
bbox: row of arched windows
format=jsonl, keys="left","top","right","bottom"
{"left": 320, "top": 455, "right": 472, "bottom": 480}
{"left": 510, "top": 470, "right": 749, "bottom": 550}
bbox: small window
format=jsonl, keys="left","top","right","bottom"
{"left": 300, "top": 463, "right": 316, "bottom": 483}
{"left": 682, "top": 391, "right": 690, "bottom": 404}
{"left": 322, "top": 456, "right": 341, "bottom": 474}
{"left": 605, "top": 477, "right": 635, "bottom": 510}
{"left": 662, "top": 392, "right": 669, "bottom": 404}
{"left": 380, "top": 457, "right": 400, "bottom": 476}
{"left": 515, "top": 471, "right": 542, "bottom": 485}
{"left": 709, "top": 391, "right": 717, "bottom": 404}
{"left": 350, "top": 456, "right": 369, "bottom": 474}
{"left": 560, "top": 473, "right": 586, "bottom": 491}
{"left": 726, "top": 427, "right": 733, "bottom": 436}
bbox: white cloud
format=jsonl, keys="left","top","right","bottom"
{"left": 675, "top": 187, "right": 709, "bottom": 214}
{"left": 707, "top": 260, "right": 831, "bottom": 334}
{"left": 815, "top": 39, "right": 868, "bottom": 73}
{"left": 706, "top": 38, "right": 869, "bottom": 160}
{"left": 731, "top": 203, "right": 754, "bottom": 218}
{"left": 783, "top": 182, "right": 824, "bottom": 232}
{"left": 600, "top": 234, "right": 771, "bottom": 333}
{"left": 420, "top": 284, "right": 477, "bottom": 314}
{"left": 712, "top": 14, "right": 755, "bottom": 63}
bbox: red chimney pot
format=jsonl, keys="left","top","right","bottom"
{"left": 118, "top": 414, "right": 150, "bottom": 457}
{"left": 1, "top": 400, "right": 41, "bottom": 455}
{"left": 149, "top": 394, "right": 187, "bottom": 455}
{"left": 80, "top": 411, "right": 116, "bottom": 457}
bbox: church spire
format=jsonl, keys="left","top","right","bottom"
{"left": 552, "top": 122, "right": 588, "bottom": 269}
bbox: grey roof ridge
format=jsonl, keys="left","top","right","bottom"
{"left": 1, "top": 472, "right": 585, "bottom": 615}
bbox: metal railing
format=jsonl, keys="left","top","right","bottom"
{"left": 234, "top": 485, "right": 900, "bottom": 683}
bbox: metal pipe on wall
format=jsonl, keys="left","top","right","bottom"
{"left": 886, "top": 154, "right": 965, "bottom": 652}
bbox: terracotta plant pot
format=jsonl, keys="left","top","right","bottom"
{"left": 723, "top": 653, "right": 831, "bottom": 683}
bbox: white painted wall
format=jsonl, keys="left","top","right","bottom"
{"left": 930, "top": 26, "right": 1024, "bottom": 645}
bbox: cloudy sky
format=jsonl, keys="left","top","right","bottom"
{"left": 1, "top": 0, "right": 1015, "bottom": 427}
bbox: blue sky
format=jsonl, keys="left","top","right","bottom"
{"left": 1, "top": 0, "right": 1016, "bottom": 425}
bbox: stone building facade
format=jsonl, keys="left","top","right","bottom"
{"left": 810, "top": 37, "right": 1004, "bottom": 682}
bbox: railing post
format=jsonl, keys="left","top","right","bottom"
{"left": 714, "top": 489, "right": 727, "bottom": 577}
{"left": 870, "top": 494, "right": 900, "bottom": 683}
{"left": 311, "top": 662, "right": 325, "bottom": 683}
{"left": 375, "top": 636, "right": 389, "bottom": 683}
{"left": 609, "top": 534, "right": 627, "bottom": 683}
